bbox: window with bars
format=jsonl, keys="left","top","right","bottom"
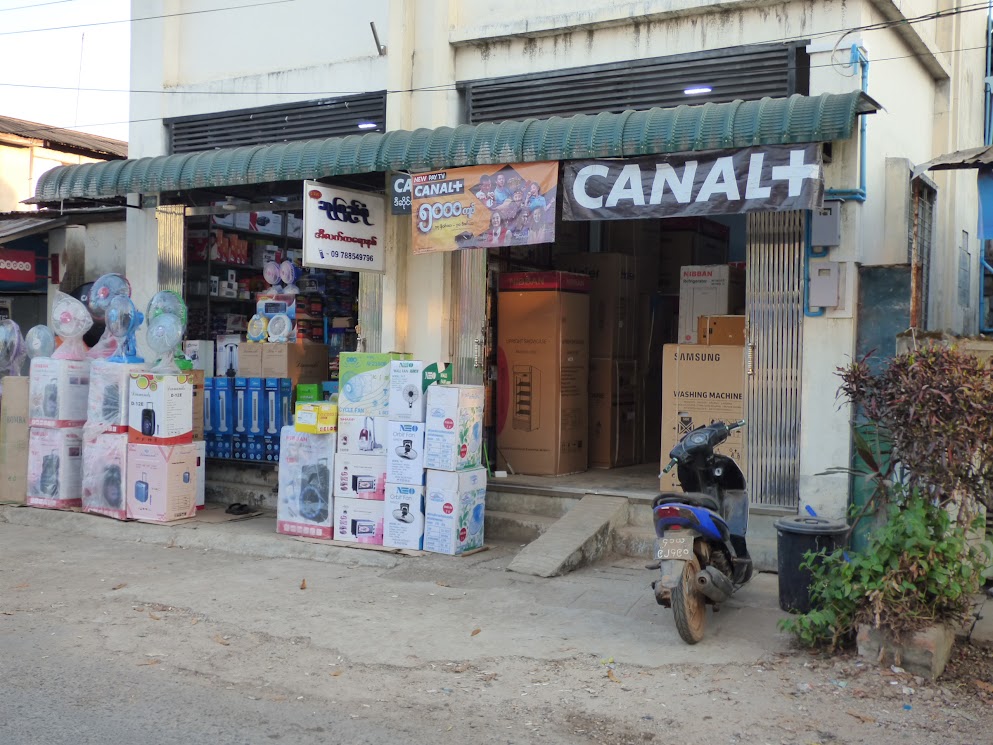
{"left": 908, "top": 178, "right": 936, "bottom": 328}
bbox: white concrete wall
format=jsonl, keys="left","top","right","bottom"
{"left": 83, "top": 222, "right": 127, "bottom": 279}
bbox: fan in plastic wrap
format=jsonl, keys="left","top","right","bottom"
{"left": 106, "top": 295, "right": 144, "bottom": 364}
{"left": 50, "top": 292, "right": 94, "bottom": 361}
{"left": 86, "top": 274, "right": 131, "bottom": 358}
{"left": 246, "top": 314, "right": 268, "bottom": 343}
{"left": 267, "top": 313, "right": 294, "bottom": 343}
{"left": 262, "top": 261, "right": 283, "bottom": 292}
{"left": 146, "top": 291, "right": 187, "bottom": 373}
{"left": 0, "top": 320, "right": 26, "bottom": 397}
{"left": 279, "top": 260, "right": 301, "bottom": 295}
{"left": 25, "top": 325, "right": 56, "bottom": 360}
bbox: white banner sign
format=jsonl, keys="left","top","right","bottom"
{"left": 302, "top": 180, "right": 385, "bottom": 273}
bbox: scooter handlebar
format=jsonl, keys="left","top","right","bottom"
{"left": 728, "top": 419, "right": 746, "bottom": 431}
{"left": 661, "top": 458, "right": 678, "bottom": 475}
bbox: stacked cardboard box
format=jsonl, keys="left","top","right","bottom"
{"left": 0, "top": 376, "right": 30, "bottom": 505}
{"left": 277, "top": 424, "right": 336, "bottom": 539}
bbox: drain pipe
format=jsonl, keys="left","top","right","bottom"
{"left": 825, "top": 44, "right": 869, "bottom": 203}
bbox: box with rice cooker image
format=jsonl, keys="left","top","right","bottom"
{"left": 386, "top": 420, "right": 425, "bottom": 485}
{"left": 28, "top": 357, "right": 90, "bottom": 428}
{"left": 333, "top": 452, "right": 386, "bottom": 500}
{"left": 276, "top": 426, "right": 336, "bottom": 539}
{"left": 337, "top": 352, "right": 411, "bottom": 416}
{"left": 128, "top": 373, "right": 193, "bottom": 445}
{"left": 334, "top": 497, "right": 384, "bottom": 545}
{"left": 125, "top": 443, "right": 198, "bottom": 523}
{"left": 26, "top": 427, "right": 83, "bottom": 509}
{"left": 424, "top": 468, "right": 486, "bottom": 555}
{"left": 384, "top": 483, "right": 425, "bottom": 549}
{"left": 423, "top": 385, "right": 485, "bottom": 472}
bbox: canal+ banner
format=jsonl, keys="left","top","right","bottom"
{"left": 411, "top": 162, "right": 558, "bottom": 254}
{"left": 562, "top": 144, "right": 823, "bottom": 220}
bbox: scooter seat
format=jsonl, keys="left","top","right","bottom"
{"left": 654, "top": 492, "right": 720, "bottom": 513}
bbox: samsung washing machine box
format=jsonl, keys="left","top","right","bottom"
{"left": 386, "top": 421, "right": 426, "bottom": 485}
{"left": 333, "top": 452, "right": 386, "bottom": 500}
{"left": 26, "top": 426, "right": 83, "bottom": 509}
{"left": 336, "top": 414, "right": 387, "bottom": 455}
{"left": 423, "top": 385, "right": 485, "bottom": 472}
{"left": 334, "top": 497, "right": 384, "bottom": 545}
{"left": 276, "top": 426, "right": 336, "bottom": 538}
{"left": 87, "top": 360, "right": 141, "bottom": 434}
{"left": 28, "top": 357, "right": 90, "bottom": 428}
{"left": 383, "top": 483, "right": 425, "bottom": 549}
{"left": 127, "top": 373, "right": 194, "bottom": 445}
{"left": 125, "top": 443, "right": 197, "bottom": 523}
{"left": 424, "top": 468, "right": 487, "bottom": 556}
{"left": 81, "top": 431, "right": 129, "bottom": 520}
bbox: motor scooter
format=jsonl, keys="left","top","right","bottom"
{"left": 650, "top": 419, "right": 752, "bottom": 644}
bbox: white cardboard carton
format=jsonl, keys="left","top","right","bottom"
{"left": 183, "top": 340, "right": 216, "bottom": 377}
{"left": 127, "top": 373, "right": 194, "bottom": 445}
{"left": 332, "top": 452, "right": 386, "bottom": 500}
{"left": 194, "top": 440, "right": 206, "bottom": 509}
{"left": 388, "top": 360, "right": 428, "bottom": 422}
{"left": 423, "top": 385, "right": 485, "bottom": 472}
{"left": 677, "top": 265, "right": 745, "bottom": 344}
{"left": 424, "top": 468, "right": 487, "bottom": 555}
{"left": 386, "top": 420, "right": 426, "bottom": 485}
{"left": 384, "top": 483, "right": 425, "bottom": 550}
{"left": 28, "top": 357, "right": 90, "bottom": 428}
{"left": 336, "top": 414, "right": 387, "bottom": 455}
{"left": 276, "top": 426, "right": 336, "bottom": 538}
{"left": 125, "top": 443, "right": 198, "bottom": 523}
{"left": 334, "top": 497, "right": 384, "bottom": 544}
{"left": 26, "top": 426, "right": 83, "bottom": 509}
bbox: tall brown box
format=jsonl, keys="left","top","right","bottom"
{"left": 0, "top": 376, "right": 30, "bottom": 504}
{"left": 554, "top": 253, "right": 638, "bottom": 359}
{"left": 238, "top": 344, "right": 264, "bottom": 377}
{"left": 589, "top": 359, "right": 638, "bottom": 469}
{"left": 697, "top": 315, "right": 746, "bottom": 346}
{"left": 660, "top": 345, "right": 745, "bottom": 491}
{"left": 189, "top": 370, "right": 205, "bottom": 440}
{"left": 496, "top": 272, "right": 590, "bottom": 476}
{"left": 261, "top": 342, "right": 329, "bottom": 386}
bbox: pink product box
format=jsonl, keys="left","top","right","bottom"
{"left": 28, "top": 357, "right": 90, "bottom": 428}
{"left": 81, "top": 432, "right": 129, "bottom": 520}
{"left": 334, "top": 497, "right": 384, "bottom": 545}
{"left": 333, "top": 453, "right": 386, "bottom": 500}
{"left": 125, "top": 443, "right": 198, "bottom": 523}
{"left": 26, "top": 427, "right": 83, "bottom": 509}
{"left": 276, "top": 426, "right": 335, "bottom": 540}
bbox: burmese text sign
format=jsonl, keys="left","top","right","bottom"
{"left": 303, "top": 180, "right": 385, "bottom": 273}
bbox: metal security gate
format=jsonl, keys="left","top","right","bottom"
{"left": 745, "top": 211, "right": 805, "bottom": 509}
{"left": 450, "top": 249, "right": 487, "bottom": 385}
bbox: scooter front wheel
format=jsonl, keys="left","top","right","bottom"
{"left": 672, "top": 556, "right": 706, "bottom": 644}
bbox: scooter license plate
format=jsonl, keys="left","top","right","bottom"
{"left": 655, "top": 535, "right": 692, "bottom": 560}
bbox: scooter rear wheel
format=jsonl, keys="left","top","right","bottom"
{"left": 672, "top": 556, "right": 706, "bottom": 644}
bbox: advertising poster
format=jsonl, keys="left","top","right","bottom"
{"left": 411, "top": 162, "right": 558, "bottom": 255}
{"left": 302, "top": 180, "right": 386, "bottom": 273}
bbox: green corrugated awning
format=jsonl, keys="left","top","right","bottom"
{"left": 34, "top": 91, "right": 879, "bottom": 202}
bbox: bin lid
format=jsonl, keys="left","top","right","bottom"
{"left": 774, "top": 515, "right": 848, "bottom": 535}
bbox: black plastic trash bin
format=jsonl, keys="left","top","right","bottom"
{"left": 774, "top": 516, "right": 849, "bottom": 614}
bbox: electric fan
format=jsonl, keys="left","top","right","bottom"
{"left": 25, "top": 325, "right": 56, "bottom": 360}
{"left": 50, "top": 292, "right": 94, "bottom": 361}
{"left": 146, "top": 291, "right": 187, "bottom": 372}
{"left": 0, "top": 319, "right": 26, "bottom": 378}
{"left": 87, "top": 274, "right": 131, "bottom": 358}
{"left": 279, "top": 260, "right": 301, "bottom": 294}
{"left": 246, "top": 314, "right": 269, "bottom": 343}
{"left": 106, "top": 295, "right": 144, "bottom": 364}
{"left": 267, "top": 313, "right": 294, "bottom": 343}
{"left": 262, "top": 261, "right": 283, "bottom": 292}
{"left": 402, "top": 384, "right": 420, "bottom": 410}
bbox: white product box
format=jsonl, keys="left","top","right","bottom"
{"left": 28, "top": 357, "right": 90, "bottom": 428}
{"left": 384, "top": 483, "right": 425, "bottom": 550}
{"left": 677, "top": 265, "right": 745, "bottom": 344}
{"left": 333, "top": 452, "right": 386, "bottom": 500}
{"left": 336, "top": 414, "right": 387, "bottom": 455}
{"left": 183, "top": 341, "right": 216, "bottom": 377}
{"left": 215, "top": 334, "right": 244, "bottom": 377}
{"left": 125, "top": 443, "right": 198, "bottom": 523}
{"left": 26, "top": 426, "right": 83, "bottom": 509}
{"left": 334, "top": 497, "right": 384, "bottom": 545}
{"left": 81, "top": 431, "right": 129, "bottom": 520}
{"left": 424, "top": 468, "right": 487, "bottom": 555}
{"left": 127, "top": 373, "right": 194, "bottom": 445}
{"left": 338, "top": 352, "right": 411, "bottom": 416}
{"left": 86, "top": 360, "right": 141, "bottom": 434}
{"left": 276, "top": 426, "right": 336, "bottom": 539}
{"left": 194, "top": 440, "right": 206, "bottom": 509}
{"left": 386, "top": 420, "right": 426, "bottom": 485}
{"left": 423, "top": 384, "right": 485, "bottom": 472}
{"left": 388, "top": 360, "right": 428, "bottom": 422}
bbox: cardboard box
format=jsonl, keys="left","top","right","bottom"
{"left": 86, "top": 361, "right": 142, "bottom": 434}
{"left": 337, "top": 414, "right": 388, "bottom": 455}
{"left": 206, "top": 432, "right": 232, "bottom": 460}
{"left": 384, "top": 483, "right": 425, "bottom": 550}
{"left": 28, "top": 357, "right": 90, "bottom": 428}
{"left": 215, "top": 334, "right": 245, "bottom": 377}
{"left": 588, "top": 359, "right": 638, "bottom": 469}
{"left": 264, "top": 378, "right": 292, "bottom": 436}
{"left": 190, "top": 370, "right": 205, "bottom": 440}
{"left": 183, "top": 340, "right": 215, "bottom": 377}
{"left": 296, "top": 383, "right": 322, "bottom": 403}
{"left": 677, "top": 266, "right": 745, "bottom": 344}
{"left": 424, "top": 384, "right": 485, "bottom": 472}
{"left": 128, "top": 373, "right": 194, "bottom": 445}
{"left": 210, "top": 377, "right": 234, "bottom": 436}
{"left": 232, "top": 433, "right": 264, "bottom": 461}
{"left": 496, "top": 272, "right": 589, "bottom": 476}
{"left": 659, "top": 218, "right": 730, "bottom": 293}
{"left": 332, "top": 452, "right": 386, "bottom": 500}
{"left": 295, "top": 402, "right": 338, "bottom": 434}
{"left": 334, "top": 497, "right": 384, "bottom": 545}
{"left": 26, "top": 427, "right": 83, "bottom": 509}
{"left": 387, "top": 360, "right": 452, "bottom": 422}
{"left": 276, "top": 426, "right": 335, "bottom": 538}
{"left": 194, "top": 440, "right": 206, "bottom": 509}
{"left": 231, "top": 377, "right": 265, "bottom": 436}
{"left": 589, "top": 359, "right": 638, "bottom": 403}
{"left": 262, "top": 342, "right": 329, "bottom": 386}
{"left": 424, "top": 468, "right": 487, "bottom": 556}
{"left": 81, "top": 431, "right": 128, "bottom": 520}
{"left": 697, "top": 315, "right": 746, "bottom": 346}
{"left": 660, "top": 345, "right": 745, "bottom": 490}
{"left": 237, "top": 343, "right": 264, "bottom": 378}
{"left": 386, "top": 420, "right": 426, "bottom": 485}
{"left": 338, "top": 352, "right": 412, "bottom": 416}
{"left": 0, "top": 376, "right": 30, "bottom": 504}
{"left": 125, "top": 443, "right": 198, "bottom": 523}
{"left": 554, "top": 253, "right": 638, "bottom": 358}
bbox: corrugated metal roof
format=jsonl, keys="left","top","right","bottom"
{"left": 0, "top": 215, "right": 67, "bottom": 242}
{"left": 0, "top": 114, "right": 127, "bottom": 159}
{"left": 33, "top": 91, "right": 879, "bottom": 202}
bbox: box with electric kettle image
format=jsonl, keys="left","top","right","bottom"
{"left": 336, "top": 415, "right": 387, "bottom": 455}
{"left": 334, "top": 497, "right": 384, "bottom": 545}
{"left": 276, "top": 426, "right": 336, "bottom": 538}
{"left": 337, "top": 352, "right": 412, "bottom": 417}
{"left": 86, "top": 360, "right": 142, "bottom": 434}
{"left": 26, "top": 427, "right": 84, "bottom": 509}
{"left": 384, "top": 483, "right": 425, "bottom": 549}
{"left": 125, "top": 443, "right": 198, "bottom": 523}
{"left": 28, "top": 357, "right": 90, "bottom": 428}
{"left": 127, "top": 373, "right": 193, "bottom": 446}
{"left": 81, "top": 432, "right": 129, "bottom": 520}
{"left": 333, "top": 452, "right": 386, "bottom": 500}
{"left": 424, "top": 468, "right": 487, "bottom": 556}
{"left": 386, "top": 421, "right": 426, "bottom": 485}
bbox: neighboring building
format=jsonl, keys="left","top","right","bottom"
{"left": 30, "top": 1, "right": 987, "bottom": 558}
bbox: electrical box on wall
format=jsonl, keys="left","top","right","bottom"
{"left": 809, "top": 261, "right": 841, "bottom": 308}
{"left": 811, "top": 201, "right": 842, "bottom": 247}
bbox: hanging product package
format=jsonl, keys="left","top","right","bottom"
{"left": 276, "top": 425, "right": 337, "bottom": 539}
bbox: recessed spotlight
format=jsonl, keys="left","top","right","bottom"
{"left": 684, "top": 86, "right": 713, "bottom": 95}
{"left": 357, "top": 122, "right": 378, "bottom": 130}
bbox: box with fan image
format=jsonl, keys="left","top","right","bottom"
{"left": 424, "top": 468, "right": 487, "bottom": 556}
{"left": 333, "top": 452, "right": 386, "bottom": 500}
{"left": 231, "top": 377, "right": 265, "bottom": 437}
{"left": 336, "top": 415, "right": 387, "bottom": 455}
{"left": 384, "top": 483, "right": 425, "bottom": 550}
{"left": 125, "top": 443, "right": 198, "bottom": 523}
{"left": 333, "top": 497, "right": 384, "bottom": 545}
{"left": 86, "top": 360, "right": 142, "bottom": 434}
{"left": 387, "top": 360, "right": 452, "bottom": 422}
{"left": 265, "top": 377, "right": 293, "bottom": 433}
{"left": 0, "top": 376, "right": 30, "bottom": 504}
{"left": 386, "top": 421, "right": 426, "bottom": 485}
{"left": 232, "top": 433, "right": 265, "bottom": 461}
{"left": 276, "top": 426, "right": 336, "bottom": 538}
{"left": 26, "top": 426, "right": 83, "bottom": 509}
{"left": 81, "top": 432, "right": 129, "bottom": 520}
{"left": 207, "top": 377, "right": 234, "bottom": 437}
{"left": 28, "top": 357, "right": 90, "bottom": 428}
{"left": 423, "top": 385, "right": 485, "bottom": 472}
{"left": 295, "top": 401, "right": 337, "bottom": 434}
{"left": 337, "top": 352, "right": 412, "bottom": 416}
{"left": 205, "top": 432, "right": 232, "bottom": 460}
{"left": 127, "top": 373, "right": 193, "bottom": 446}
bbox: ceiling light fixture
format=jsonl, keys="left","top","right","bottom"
{"left": 357, "top": 122, "right": 378, "bottom": 130}
{"left": 684, "top": 86, "right": 713, "bottom": 95}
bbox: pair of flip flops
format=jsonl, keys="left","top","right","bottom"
{"left": 225, "top": 503, "right": 253, "bottom": 516}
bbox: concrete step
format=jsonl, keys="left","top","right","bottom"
{"left": 611, "top": 522, "right": 778, "bottom": 572}
{"left": 484, "top": 510, "right": 556, "bottom": 543}
{"left": 485, "top": 486, "right": 579, "bottom": 518}
{"left": 206, "top": 463, "right": 278, "bottom": 512}
{"left": 612, "top": 525, "right": 655, "bottom": 560}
